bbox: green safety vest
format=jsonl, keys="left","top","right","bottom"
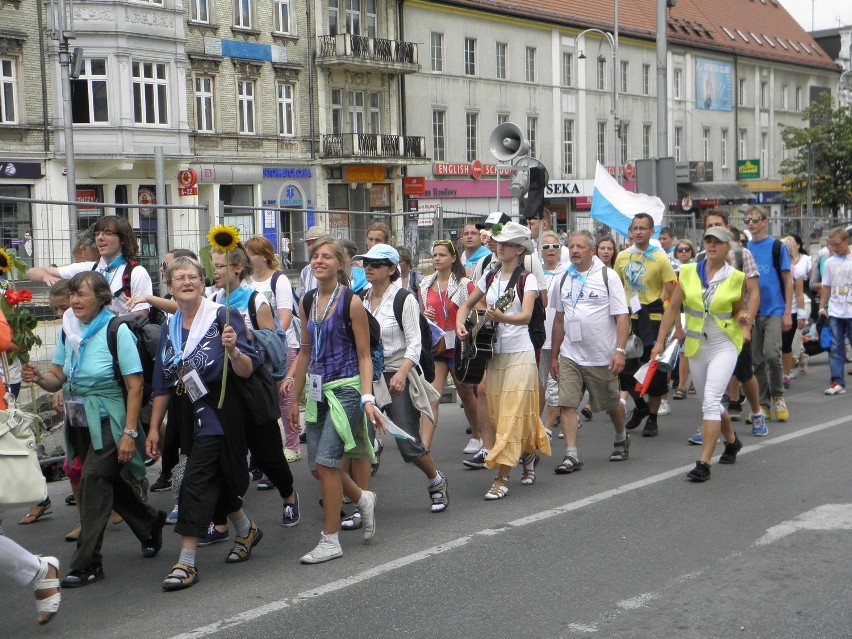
{"left": 679, "top": 263, "right": 745, "bottom": 358}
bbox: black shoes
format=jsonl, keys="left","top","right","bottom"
{"left": 719, "top": 434, "right": 743, "bottom": 464}
{"left": 625, "top": 405, "right": 649, "bottom": 431}
{"left": 60, "top": 564, "right": 105, "bottom": 588}
{"left": 687, "top": 461, "right": 711, "bottom": 482}
{"left": 641, "top": 416, "right": 658, "bottom": 437}
{"left": 142, "top": 511, "right": 167, "bottom": 558}
{"left": 150, "top": 473, "right": 172, "bottom": 492}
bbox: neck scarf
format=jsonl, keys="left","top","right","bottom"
{"left": 224, "top": 283, "right": 253, "bottom": 310}
{"left": 628, "top": 244, "right": 662, "bottom": 262}
{"left": 64, "top": 307, "right": 114, "bottom": 378}
{"left": 166, "top": 297, "right": 221, "bottom": 366}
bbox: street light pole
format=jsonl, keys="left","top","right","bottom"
{"left": 577, "top": 28, "right": 618, "bottom": 180}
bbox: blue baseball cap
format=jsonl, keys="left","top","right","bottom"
{"left": 353, "top": 244, "right": 400, "bottom": 264}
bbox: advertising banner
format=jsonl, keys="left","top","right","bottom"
{"left": 695, "top": 58, "right": 733, "bottom": 111}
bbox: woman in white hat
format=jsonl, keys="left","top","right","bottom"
{"left": 456, "top": 222, "right": 551, "bottom": 500}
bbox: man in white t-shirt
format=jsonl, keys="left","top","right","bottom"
{"left": 819, "top": 226, "right": 852, "bottom": 395}
{"left": 550, "top": 230, "right": 630, "bottom": 473}
{"left": 26, "top": 216, "right": 152, "bottom": 316}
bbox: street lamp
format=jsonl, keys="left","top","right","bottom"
{"left": 577, "top": 25, "right": 619, "bottom": 181}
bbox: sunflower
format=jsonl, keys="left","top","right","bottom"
{"left": 208, "top": 225, "right": 241, "bottom": 252}
{"left": 0, "top": 248, "right": 12, "bottom": 274}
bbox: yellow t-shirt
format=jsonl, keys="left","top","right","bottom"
{"left": 614, "top": 248, "right": 677, "bottom": 320}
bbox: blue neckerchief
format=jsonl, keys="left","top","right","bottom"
{"left": 566, "top": 264, "right": 590, "bottom": 309}
{"left": 697, "top": 260, "right": 709, "bottom": 288}
{"left": 166, "top": 308, "right": 185, "bottom": 366}
{"left": 69, "top": 307, "right": 114, "bottom": 379}
{"left": 224, "top": 285, "right": 252, "bottom": 310}
{"left": 351, "top": 266, "right": 368, "bottom": 292}
{"left": 636, "top": 246, "right": 661, "bottom": 262}
{"left": 99, "top": 255, "right": 125, "bottom": 285}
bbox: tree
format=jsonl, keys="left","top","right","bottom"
{"left": 779, "top": 92, "right": 852, "bottom": 217}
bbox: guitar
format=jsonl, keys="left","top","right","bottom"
{"left": 455, "top": 287, "right": 516, "bottom": 385}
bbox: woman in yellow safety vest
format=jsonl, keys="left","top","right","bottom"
{"left": 651, "top": 227, "right": 750, "bottom": 483}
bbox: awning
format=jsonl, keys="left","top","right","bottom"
{"left": 678, "top": 183, "right": 755, "bottom": 203}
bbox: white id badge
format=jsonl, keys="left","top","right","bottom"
{"left": 630, "top": 295, "right": 642, "bottom": 314}
{"left": 309, "top": 373, "right": 323, "bottom": 401}
{"left": 444, "top": 331, "right": 456, "bottom": 350}
{"left": 181, "top": 369, "right": 208, "bottom": 402}
{"left": 567, "top": 321, "right": 583, "bottom": 342}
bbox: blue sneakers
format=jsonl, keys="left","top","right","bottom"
{"left": 282, "top": 493, "right": 300, "bottom": 528}
{"left": 198, "top": 523, "right": 229, "bottom": 546}
{"left": 687, "top": 429, "right": 702, "bottom": 445}
{"left": 165, "top": 505, "right": 179, "bottom": 525}
{"left": 750, "top": 412, "right": 768, "bottom": 437}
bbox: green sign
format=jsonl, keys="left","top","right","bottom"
{"left": 737, "top": 159, "right": 761, "bottom": 180}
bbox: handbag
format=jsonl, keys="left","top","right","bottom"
{"left": 0, "top": 355, "right": 47, "bottom": 508}
{"left": 233, "top": 363, "right": 281, "bottom": 424}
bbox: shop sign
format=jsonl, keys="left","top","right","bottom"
{"left": 623, "top": 161, "right": 636, "bottom": 181}
{"left": 0, "top": 162, "right": 43, "bottom": 179}
{"left": 279, "top": 184, "right": 303, "bottom": 207}
{"left": 432, "top": 162, "right": 511, "bottom": 177}
{"left": 178, "top": 186, "right": 198, "bottom": 196}
{"left": 343, "top": 165, "right": 385, "bottom": 183}
{"left": 737, "top": 159, "right": 760, "bottom": 180}
{"left": 76, "top": 188, "right": 99, "bottom": 210}
{"left": 329, "top": 212, "right": 349, "bottom": 229}
{"left": 178, "top": 168, "right": 198, "bottom": 188}
{"left": 688, "top": 161, "right": 714, "bottom": 183}
{"left": 263, "top": 167, "right": 312, "bottom": 179}
{"left": 544, "top": 180, "right": 594, "bottom": 197}
{"left": 369, "top": 184, "right": 390, "bottom": 208}
{"left": 138, "top": 186, "right": 156, "bottom": 218}
{"left": 403, "top": 177, "right": 426, "bottom": 195}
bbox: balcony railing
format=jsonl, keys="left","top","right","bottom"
{"left": 317, "top": 34, "right": 419, "bottom": 73}
{"left": 322, "top": 133, "right": 426, "bottom": 159}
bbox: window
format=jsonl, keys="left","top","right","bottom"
{"left": 464, "top": 38, "right": 476, "bottom": 76}
{"left": 237, "top": 79, "right": 256, "bottom": 134}
{"left": 562, "top": 119, "right": 574, "bottom": 176}
{"left": 194, "top": 75, "right": 215, "bottom": 132}
{"left": 781, "top": 84, "right": 788, "bottom": 110}
{"left": 619, "top": 122, "right": 629, "bottom": 167}
{"left": 642, "top": 63, "right": 651, "bottom": 95}
{"left": 0, "top": 57, "right": 16, "bottom": 124}
{"left": 596, "top": 121, "right": 606, "bottom": 164}
{"left": 331, "top": 88, "right": 343, "bottom": 134}
{"left": 674, "top": 126, "right": 682, "bottom": 161}
{"left": 738, "top": 78, "right": 746, "bottom": 106}
{"left": 348, "top": 90, "right": 364, "bottom": 133}
{"left": 132, "top": 61, "right": 167, "bottom": 125}
{"left": 365, "top": 0, "right": 376, "bottom": 38}
{"left": 525, "top": 47, "right": 536, "bottom": 83}
{"left": 368, "top": 91, "right": 380, "bottom": 133}
{"left": 329, "top": 0, "right": 375, "bottom": 37}
{"left": 190, "top": 0, "right": 209, "bottom": 23}
{"left": 760, "top": 132, "right": 768, "bottom": 177}
{"left": 721, "top": 128, "right": 728, "bottom": 168}
{"left": 430, "top": 32, "right": 443, "bottom": 72}
{"left": 234, "top": 0, "right": 252, "bottom": 29}
{"left": 497, "top": 112, "right": 509, "bottom": 125}
{"left": 465, "top": 112, "right": 478, "bottom": 161}
{"left": 561, "top": 52, "right": 572, "bottom": 87}
{"left": 71, "top": 58, "right": 108, "bottom": 124}
{"left": 673, "top": 68, "right": 682, "bottom": 99}
{"left": 760, "top": 81, "right": 768, "bottom": 109}
{"left": 329, "top": 0, "right": 340, "bottom": 35}
{"left": 642, "top": 124, "right": 652, "bottom": 158}
{"left": 496, "top": 42, "right": 507, "bottom": 80}
{"left": 527, "top": 116, "right": 537, "bottom": 157}
{"left": 703, "top": 128, "right": 711, "bottom": 161}
{"left": 596, "top": 58, "right": 606, "bottom": 91}
{"left": 620, "top": 60, "right": 628, "bottom": 94}
{"left": 795, "top": 86, "right": 802, "bottom": 111}
{"left": 277, "top": 82, "right": 294, "bottom": 136}
{"left": 738, "top": 128, "right": 747, "bottom": 159}
{"left": 432, "top": 110, "right": 445, "bottom": 161}
{"left": 274, "top": 0, "right": 293, "bottom": 34}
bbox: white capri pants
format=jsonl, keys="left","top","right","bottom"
{"left": 0, "top": 534, "right": 41, "bottom": 588}
{"left": 686, "top": 321, "right": 739, "bottom": 422}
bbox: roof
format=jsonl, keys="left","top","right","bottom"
{"left": 429, "top": 0, "right": 840, "bottom": 73}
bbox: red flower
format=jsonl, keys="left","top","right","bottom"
{"left": 4, "top": 289, "right": 19, "bottom": 305}
{"left": 17, "top": 289, "right": 32, "bottom": 303}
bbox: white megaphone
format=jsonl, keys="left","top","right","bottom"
{"left": 489, "top": 122, "right": 529, "bottom": 162}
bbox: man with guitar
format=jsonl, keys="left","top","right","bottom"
{"left": 550, "top": 230, "right": 630, "bottom": 473}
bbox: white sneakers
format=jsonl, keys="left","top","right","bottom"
{"left": 463, "top": 438, "right": 483, "bottom": 454}
{"left": 358, "top": 490, "right": 377, "bottom": 542}
{"left": 825, "top": 383, "right": 847, "bottom": 395}
{"left": 658, "top": 399, "right": 671, "bottom": 416}
{"left": 300, "top": 532, "right": 343, "bottom": 564}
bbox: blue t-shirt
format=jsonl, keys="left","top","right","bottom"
{"left": 748, "top": 236, "right": 790, "bottom": 316}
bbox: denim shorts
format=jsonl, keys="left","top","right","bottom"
{"left": 306, "top": 385, "right": 364, "bottom": 471}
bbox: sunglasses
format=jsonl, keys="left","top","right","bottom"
{"left": 676, "top": 246, "right": 692, "bottom": 253}
{"left": 432, "top": 239, "right": 457, "bottom": 255}
{"left": 363, "top": 258, "right": 393, "bottom": 268}
{"left": 541, "top": 243, "right": 561, "bottom": 250}
{"left": 745, "top": 216, "right": 766, "bottom": 224}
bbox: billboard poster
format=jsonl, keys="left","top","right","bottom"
{"left": 695, "top": 58, "right": 733, "bottom": 111}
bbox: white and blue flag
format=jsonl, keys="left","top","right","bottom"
{"left": 590, "top": 162, "right": 666, "bottom": 237}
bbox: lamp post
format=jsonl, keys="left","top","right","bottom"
{"left": 577, "top": 27, "right": 619, "bottom": 182}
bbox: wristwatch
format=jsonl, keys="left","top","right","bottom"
{"left": 123, "top": 429, "right": 138, "bottom": 439}
{"left": 615, "top": 347, "right": 627, "bottom": 356}
{"left": 229, "top": 348, "right": 241, "bottom": 360}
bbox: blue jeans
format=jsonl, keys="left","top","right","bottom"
{"left": 828, "top": 316, "right": 852, "bottom": 386}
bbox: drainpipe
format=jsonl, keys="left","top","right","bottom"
{"left": 36, "top": 0, "right": 49, "bottom": 152}
{"left": 307, "top": 0, "right": 315, "bottom": 160}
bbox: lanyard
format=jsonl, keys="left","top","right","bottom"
{"left": 435, "top": 278, "right": 450, "bottom": 321}
{"left": 312, "top": 284, "right": 340, "bottom": 364}
{"left": 566, "top": 265, "right": 590, "bottom": 310}
{"left": 489, "top": 268, "right": 504, "bottom": 302}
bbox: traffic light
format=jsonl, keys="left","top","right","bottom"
{"left": 523, "top": 165, "right": 547, "bottom": 220}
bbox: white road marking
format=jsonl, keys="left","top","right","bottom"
{"left": 755, "top": 503, "right": 852, "bottom": 545}
{"left": 616, "top": 592, "right": 660, "bottom": 610}
{"left": 171, "top": 414, "right": 852, "bottom": 639}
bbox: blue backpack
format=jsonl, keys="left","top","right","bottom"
{"left": 246, "top": 291, "right": 289, "bottom": 380}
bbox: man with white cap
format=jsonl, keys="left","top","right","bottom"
{"left": 296, "top": 226, "right": 328, "bottom": 299}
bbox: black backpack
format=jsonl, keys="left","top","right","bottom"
{"left": 392, "top": 289, "right": 435, "bottom": 382}
{"left": 105, "top": 314, "right": 162, "bottom": 406}
{"left": 484, "top": 265, "right": 547, "bottom": 350}
{"left": 304, "top": 287, "right": 383, "bottom": 381}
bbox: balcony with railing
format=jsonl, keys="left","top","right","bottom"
{"left": 316, "top": 34, "right": 419, "bottom": 74}
{"left": 321, "top": 133, "right": 427, "bottom": 161}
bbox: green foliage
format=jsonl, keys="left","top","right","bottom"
{"left": 779, "top": 93, "right": 852, "bottom": 216}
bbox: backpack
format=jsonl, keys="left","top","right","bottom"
{"left": 269, "top": 270, "right": 302, "bottom": 342}
{"left": 304, "top": 287, "right": 383, "bottom": 381}
{"left": 105, "top": 314, "right": 162, "bottom": 406}
{"left": 91, "top": 259, "right": 139, "bottom": 300}
{"left": 484, "top": 265, "right": 546, "bottom": 350}
{"left": 392, "top": 288, "right": 435, "bottom": 382}
{"left": 246, "top": 290, "right": 289, "bottom": 380}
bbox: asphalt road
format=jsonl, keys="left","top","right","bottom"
{"left": 4, "top": 354, "right": 852, "bottom": 638}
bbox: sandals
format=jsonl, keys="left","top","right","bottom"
{"left": 428, "top": 472, "right": 449, "bottom": 513}
{"left": 520, "top": 452, "right": 539, "bottom": 485}
{"left": 609, "top": 435, "right": 631, "bottom": 461}
{"left": 19, "top": 498, "right": 52, "bottom": 525}
{"left": 555, "top": 455, "right": 583, "bottom": 475}
{"left": 484, "top": 476, "right": 509, "bottom": 500}
{"left": 340, "top": 511, "right": 363, "bottom": 530}
{"left": 162, "top": 563, "right": 199, "bottom": 591}
{"left": 672, "top": 388, "right": 687, "bottom": 400}
{"left": 33, "top": 556, "right": 61, "bottom": 625}
{"left": 226, "top": 521, "right": 263, "bottom": 563}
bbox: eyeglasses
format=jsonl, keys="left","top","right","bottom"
{"left": 172, "top": 275, "right": 201, "bottom": 284}
{"left": 363, "top": 258, "right": 393, "bottom": 268}
{"left": 676, "top": 246, "right": 692, "bottom": 253}
{"left": 541, "top": 243, "right": 561, "bottom": 250}
{"left": 94, "top": 229, "right": 117, "bottom": 238}
{"left": 630, "top": 226, "right": 652, "bottom": 232}
{"left": 432, "top": 239, "right": 457, "bottom": 255}
{"left": 745, "top": 216, "right": 766, "bottom": 224}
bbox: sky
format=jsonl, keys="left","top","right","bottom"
{"left": 778, "top": 0, "right": 852, "bottom": 32}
